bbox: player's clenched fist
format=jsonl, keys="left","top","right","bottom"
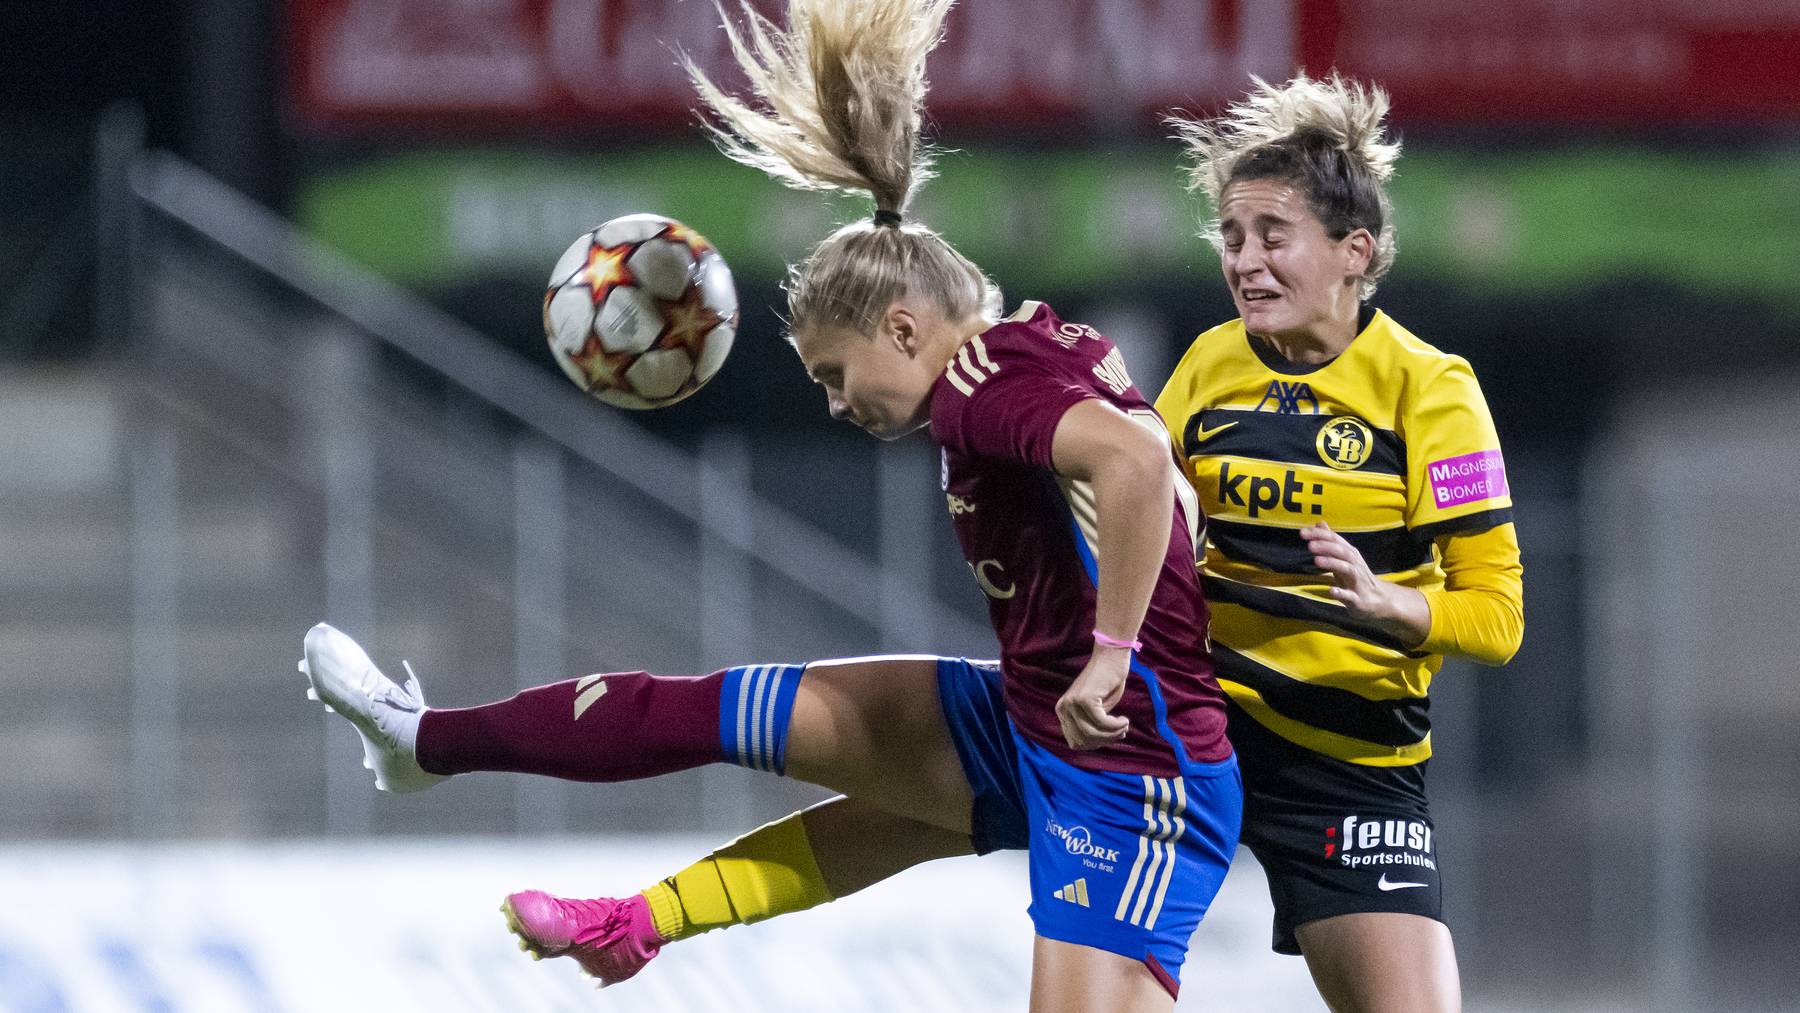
{"left": 1056, "top": 650, "right": 1131, "bottom": 750}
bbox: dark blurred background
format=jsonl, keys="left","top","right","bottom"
{"left": 3, "top": 2, "right": 1797, "bottom": 1011}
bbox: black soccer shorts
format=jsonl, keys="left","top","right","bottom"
{"left": 1226, "top": 702, "right": 1444, "bottom": 955}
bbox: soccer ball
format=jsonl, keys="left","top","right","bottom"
{"left": 543, "top": 214, "right": 739, "bottom": 409}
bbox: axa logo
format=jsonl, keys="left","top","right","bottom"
{"left": 1045, "top": 819, "right": 1122, "bottom": 863}
{"left": 1255, "top": 380, "right": 1319, "bottom": 415}
{"left": 1218, "top": 462, "right": 1324, "bottom": 518}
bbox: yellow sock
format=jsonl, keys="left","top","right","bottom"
{"left": 640, "top": 812, "right": 834, "bottom": 942}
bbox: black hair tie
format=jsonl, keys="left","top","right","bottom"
{"left": 872, "top": 209, "right": 903, "bottom": 228}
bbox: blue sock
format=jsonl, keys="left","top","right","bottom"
{"left": 718, "top": 664, "right": 806, "bottom": 774}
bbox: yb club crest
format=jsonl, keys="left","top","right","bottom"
{"left": 1316, "top": 417, "right": 1374, "bottom": 471}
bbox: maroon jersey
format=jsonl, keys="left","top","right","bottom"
{"left": 930, "top": 301, "right": 1231, "bottom": 776}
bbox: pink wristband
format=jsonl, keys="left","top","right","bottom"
{"left": 1092, "top": 629, "right": 1142, "bottom": 652}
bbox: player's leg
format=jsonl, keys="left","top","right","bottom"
{"left": 423, "top": 652, "right": 981, "bottom": 829}
{"left": 802, "top": 792, "right": 981, "bottom": 894}
{"left": 636, "top": 655, "right": 1025, "bottom": 942}
{"left": 1028, "top": 938, "right": 1171, "bottom": 1013}
{"left": 1225, "top": 704, "right": 1458, "bottom": 1012}
{"left": 298, "top": 624, "right": 978, "bottom": 833}
{"left": 635, "top": 789, "right": 981, "bottom": 948}
{"left": 498, "top": 657, "right": 1029, "bottom": 985}
{"left": 503, "top": 794, "right": 977, "bottom": 985}
{"left": 1294, "top": 913, "right": 1460, "bottom": 1013}
{"left": 781, "top": 654, "right": 987, "bottom": 830}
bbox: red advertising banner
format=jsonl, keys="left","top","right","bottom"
{"left": 287, "top": 0, "right": 1800, "bottom": 133}
{"left": 285, "top": 0, "right": 1295, "bottom": 132}
{"left": 1315, "top": 0, "right": 1800, "bottom": 123}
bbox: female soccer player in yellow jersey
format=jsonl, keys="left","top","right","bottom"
{"left": 1152, "top": 74, "right": 1524, "bottom": 1011}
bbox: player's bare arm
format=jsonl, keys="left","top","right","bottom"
{"left": 1048, "top": 399, "right": 1177, "bottom": 750}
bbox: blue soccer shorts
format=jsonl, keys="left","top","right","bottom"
{"left": 935, "top": 658, "right": 1243, "bottom": 995}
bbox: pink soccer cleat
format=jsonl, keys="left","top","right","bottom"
{"left": 500, "top": 890, "right": 665, "bottom": 987}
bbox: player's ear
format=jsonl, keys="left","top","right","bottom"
{"left": 883, "top": 302, "right": 921, "bottom": 356}
{"left": 1343, "top": 228, "right": 1375, "bottom": 278}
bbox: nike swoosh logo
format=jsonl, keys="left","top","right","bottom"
{"left": 1377, "top": 874, "right": 1428, "bottom": 891}
{"left": 1192, "top": 421, "right": 1238, "bottom": 442}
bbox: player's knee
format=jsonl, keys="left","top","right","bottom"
{"left": 1298, "top": 915, "right": 1459, "bottom": 1013}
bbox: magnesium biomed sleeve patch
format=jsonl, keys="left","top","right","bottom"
{"left": 1427, "top": 450, "right": 1508, "bottom": 509}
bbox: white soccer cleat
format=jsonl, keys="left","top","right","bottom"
{"left": 299, "top": 622, "right": 447, "bottom": 794}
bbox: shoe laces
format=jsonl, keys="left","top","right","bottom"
{"left": 370, "top": 661, "right": 427, "bottom": 713}
{"left": 559, "top": 897, "right": 630, "bottom": 948}
{"left": 372, "top": 683, "right": 422, "bottom": 714}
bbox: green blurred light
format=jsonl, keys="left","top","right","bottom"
{"left": 298, "top": 145, "right": 1800, "bottom": 308}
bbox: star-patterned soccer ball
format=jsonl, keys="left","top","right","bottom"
{"left": 543, "top": 214, "right": 739, "bottom": 409}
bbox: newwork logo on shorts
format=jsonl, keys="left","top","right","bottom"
{"left": 1324, "top": 815, "right": 1437, "bottom": 871}
{"left": 1044, "top": 819, "right": 1122, "bottom": 865}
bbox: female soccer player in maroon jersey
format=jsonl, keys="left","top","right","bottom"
{"left": 299, "top": 1, "right": 1241, "bottom": 1009}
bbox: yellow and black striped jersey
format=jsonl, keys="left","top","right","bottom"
{"left": 1154, "top": 307, "right": 1514, "bottom": 767}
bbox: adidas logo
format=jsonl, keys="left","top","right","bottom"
{"left": 573, "top": 674, "right": 608, "bottom": 721}
{"left": 1052, "top": 878, "right": 1090, "bottom": 907}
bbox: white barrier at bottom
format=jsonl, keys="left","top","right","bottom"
{"left": 0, "top": 840, "right": 1321, "bottom": 1012}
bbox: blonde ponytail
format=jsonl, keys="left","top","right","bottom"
{"left": 687, "top": 0, "right": 1000, "bottom": 334}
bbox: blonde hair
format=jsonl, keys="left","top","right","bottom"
{"left": 1169, "top": 73, "right": 1401, "bottom": 299}
{"left": 685, "top": 0, "right": 1000, "bottom": 335}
